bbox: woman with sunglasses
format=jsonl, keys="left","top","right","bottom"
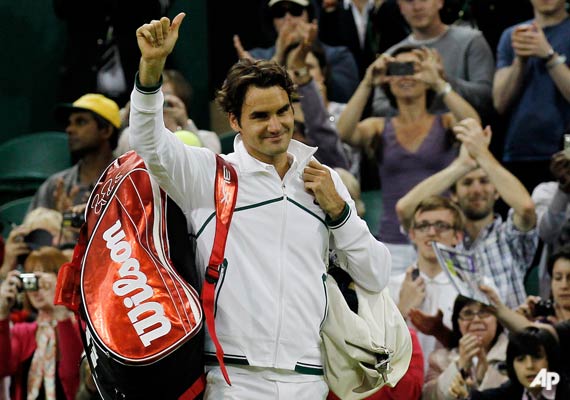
{"left": 337, "top": 45, "right": 480, "bottom": 276}
{"left": 423, "top": 295, "right": 508, "bottom": 400}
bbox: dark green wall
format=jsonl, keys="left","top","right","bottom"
{"left": 0, "top": 0, "right": 66, "bottom": 142}
{"left": 0, "top": 0, "right": 210, "bottom": 142}
{"left": 168, "top": 0, "right": 210, "bottom": 130}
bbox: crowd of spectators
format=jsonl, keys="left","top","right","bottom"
{"left": 1, "top": 0, "right": 569, "bottom": 399}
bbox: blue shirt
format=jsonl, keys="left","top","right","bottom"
{"left": 496, "top": 18, "right": 570, "bottom": 162}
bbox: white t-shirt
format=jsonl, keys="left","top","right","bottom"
{"left": 387, "top": 269, "right": 458, "bottom": 371}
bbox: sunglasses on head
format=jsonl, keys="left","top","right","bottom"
{"left": 270, "top": 2, "right": 305, "bottom": 18}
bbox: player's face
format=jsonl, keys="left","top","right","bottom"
{"left": 229, "top": 85, "right": 294, "bottom": 166}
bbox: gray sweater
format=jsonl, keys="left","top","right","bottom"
{"left": 371, "top": 26, "right": 495, "bottom": 118}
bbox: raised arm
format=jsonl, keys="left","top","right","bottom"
{"left": 337, "top": 54, "right": 392, "bottom": 147}
{"left": 413, "top": 48, "right": 481, "bottom": 125}
{"left": 395, "top": 144, "right": 477, "bottom": 231}
{"left": 479, "top": 284, "right": 532, "bottom": 333}
{"left": 137, "top": 14, "right": 185, "bottom": 86}
{"left": 493, "top": 23, "right": 569, "bottom": 113}
{"left": 131, "top": 14, "right": 216, "bottom": 210}
{"left": 455, "top": 119, "right": 536, "bottom": 231}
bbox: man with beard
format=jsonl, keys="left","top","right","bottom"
{"left": 396, "top": 118, "right": 538, "bottom": 308}
{"left": 27, "top": 94, "right": 120, "bottom": 214}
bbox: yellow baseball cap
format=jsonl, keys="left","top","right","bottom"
{"left": 55, "top": 93, "right": 121, "bottom": 129}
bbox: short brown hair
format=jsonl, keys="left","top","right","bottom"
{"left": 412, "top": 195, "right": 465, "bottom": 231}
{"left": 216, "top": 58, "right": 295, "bottom": 123}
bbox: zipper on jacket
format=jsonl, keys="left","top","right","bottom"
{"left": 273, "top": 183, "right": 288, "bottom": 364}
{"left": 319, "top": 273, "right": 328, "bottom": 329}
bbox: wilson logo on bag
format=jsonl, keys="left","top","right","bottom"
{"left": 55, "top": 150, "right": 238, "bottom": 399}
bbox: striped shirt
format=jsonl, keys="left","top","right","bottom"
{"left": 460, "top": 210, "right": 538, "bottom": 309}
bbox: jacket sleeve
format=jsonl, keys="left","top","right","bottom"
{"left": 327, "top": 167, "right": 391, "bottom": 292}
{"left": 56, "top": 319, "right": 83, "bottom": 400}
{"left": 129, "top": 81, "right": 217, "bottom": 211}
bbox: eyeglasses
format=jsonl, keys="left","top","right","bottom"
{"left": 270, "top": 2, "right": 305, "bottom": 18}
{"left": 412, "top": 221, "right": 455, "bottom": 234}
{"left": 458, "top": 308, "right": 493, "bottom": 321}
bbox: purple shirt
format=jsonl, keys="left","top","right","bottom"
{"left": 377, "top": 115, "right": 458, "bottom": 243}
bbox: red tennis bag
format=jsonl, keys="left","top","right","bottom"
{"left": 55, "top": 150, "right": 237, "bottom": 399}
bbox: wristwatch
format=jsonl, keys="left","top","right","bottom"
{"left": 547, "top": 54, "right": 567, "bottom": 70}
{"left": 437, "top": 82, "right": 452, "bottom": 97}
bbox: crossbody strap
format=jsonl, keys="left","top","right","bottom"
{"left": 201, "top": 155, "right": 238, "bottom": 386}
{"left": 54, "top": 224, "right": 87, "bottom": 312}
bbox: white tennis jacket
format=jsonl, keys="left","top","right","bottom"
{"left": 129, "top": 84, "right": 391, "bottom": 376}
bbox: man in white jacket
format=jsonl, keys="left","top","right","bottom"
{"left": 131, "top": 14, "right": 391, "bottom": 399}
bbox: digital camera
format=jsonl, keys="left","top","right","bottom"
{"left": 18, "top": 273, "right": 39, "bottom": 292}
{"left": 386, "top": 61, "right": 414, "bottom": 76}
{"left": 62, "top": 210, "right": 85, "bottom": 228}
{"left": 533, "top": 299, "right": 555, "bottom": 318}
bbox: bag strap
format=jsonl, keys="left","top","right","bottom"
{"left": 201, "top": 155, "right": 238, "bottom": 386}
{"left": 54, "top": 224, "right": 88, "bottom": 312}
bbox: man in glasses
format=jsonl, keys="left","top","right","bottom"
{"left": 237, "top": 0, "right": 360, "bottom": 103}
{"left": 396, "top": 118, "right": 538, "bottom": 310}
{"left": 387, "top": 195, "right": 466, "bottom": 369}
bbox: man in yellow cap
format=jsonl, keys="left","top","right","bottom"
{"left": 27, "top": 93, "right": 121, "bottom": 215}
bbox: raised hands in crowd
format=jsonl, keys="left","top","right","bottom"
{"left": 284, "top": 19, "right": 318, "bottom": 73}
{"left": 273, "top": 17, "right": 316, "bottom": 65}
{"left": 397, "top": 266, "right": 426, "bottom": 318}
{"left": 233, "top": 34, "right": 254, "bottom": 62}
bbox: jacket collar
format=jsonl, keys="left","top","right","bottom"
{"left": 231, "top": 134, "right": 317, "bottom": 175}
